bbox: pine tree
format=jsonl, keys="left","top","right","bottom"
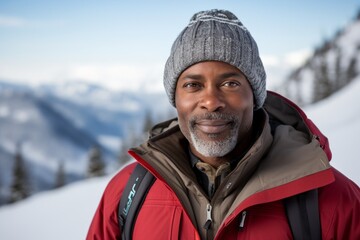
{"left": 118, "top": 112, "right": 154, "bottom": 167}
{"left": 118, "top": 127, "right": 139, "bottom": 166}
{"left": 87, "top": 146, "right": 105, "bottom": 178}
{"left": 346, "top": 56, "right": 358, "bottom": 84}
{"left": 8, "top": 145, "right": 30, "bottom": 203}
{"left": 54, "top": 161, "right": 66, "bottom": 188}
{"left": 313, "top": 57, "right": 332, "bottom": 102}
{"left": 118, "top": 140, "right": 130, "bottom": 166}
{"left": 143, "top": 111, "right": 154, "bottom": 136}
{"left": 334, "top": 48, "right": 345, "bottom": 89}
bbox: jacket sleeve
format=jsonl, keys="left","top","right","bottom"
{"left": 320, "top": 168, "right": 360, "bottom": 239}
{"left": 86, "top": 163, "right": 137, "bottom": 240}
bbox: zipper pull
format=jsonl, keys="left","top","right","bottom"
{"left": 203, "top": 203, "right": 213, "bottom": 230}
{"left": 239, "top": 211, "right": 247, "bottom": 229}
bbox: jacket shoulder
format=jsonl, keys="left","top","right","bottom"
{"left": 319, "top": 167, "right": 360, "bottom": 239}
{"left": 108, "top": 162, "right": 137, "bottom": 192}
{"left": 320, "top": 167, "right": 360, "bottom": 201}
{"left": 86, "top": 162, "right": 137, "bottom": 240}
{"left": 101, "top": 162, "right": 138, "bottom": 212}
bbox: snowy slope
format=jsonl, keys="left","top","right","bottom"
{"left": 305, "top": 75, "right": 360, "bottom": 183}
{"left": 0, "top": 77, "right": 359, "bottom": 240}
{"left": 282, "top": 16, "right": 360, "bottom": 105}
{"left": 0, "top": 175, "right": 111, "bottom": 240}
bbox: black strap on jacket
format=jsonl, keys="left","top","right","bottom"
{"left": 118, "top": 164, "right": 155, "bottom": 240}
{"left": 118, "top": 163, "right": 321, "bottom": 240}
{"left": 284, "top": 189, "right": 321, "bottom": 240}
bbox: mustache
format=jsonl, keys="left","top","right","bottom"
{"left": 189, "top": 112, "right": 239, "bottom": 125}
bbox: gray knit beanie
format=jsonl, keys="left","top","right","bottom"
{"left": 163, "top": 9, "right": 266, "bottom": 110}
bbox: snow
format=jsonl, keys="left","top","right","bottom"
{"left": 0, "top": 176, "right": 111, "bottom": 240}
{"left": 0, "top": 105, "right": 10, "bottom": 117}
{"left": 43, "top": 80, "right": 143, "bottom": 112}
{"left": 98, "top": 135, "right": 122, "bottom": 153}
{"left": 0, "top": 78, "right": 359, "bottom": 239}
{"left": 304, "top": 76, "right": 360, "bottom": 183}
{"left": 13, "top": 110, "right": 31, "bottom": 123}
{"left": 337, "top": 21, "right": 360, "bottom": 60}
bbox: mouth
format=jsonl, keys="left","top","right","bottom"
{"left": 195, "top": 119, "right": 232, "bottom": 134}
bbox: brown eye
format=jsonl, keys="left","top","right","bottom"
{"left": 183, "top": 82, "right": 201, "bottom": 89}
{"left": 222, "top": 81, "right": 240, "bottom": 88}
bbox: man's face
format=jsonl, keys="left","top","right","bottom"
{"left": 175, "top": 61, "right": 254, "bottom": 160}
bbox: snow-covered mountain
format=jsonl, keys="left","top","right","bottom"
{"left": 0, "top": 80, "right": 173, "bottom": 205}
{"left": 0, "top": 75, "right": 359, "bottom": 240}
{"left": 0, "top": 85, "right": 111, "bottom": 204}
{"left": 37, "top": 81, "right": 174, "bottom": 142}
{"left": 281, "top": 14, "right": 360, "bottom": 105}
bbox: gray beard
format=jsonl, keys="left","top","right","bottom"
{"left": 189, "top": 113, "right": 240, "bottom": 157}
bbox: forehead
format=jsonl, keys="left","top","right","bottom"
{"left": 179, "top": 61, "right": 246, "bottom": 79}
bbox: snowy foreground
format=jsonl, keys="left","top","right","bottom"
{"left": 0, "top": 176, "right": 112, "bottom": 240}
{"left": 1, "top": 79, "right": 359, "bottom": 240}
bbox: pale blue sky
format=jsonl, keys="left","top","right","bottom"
{"left": 0, "top": 0, "right": 359, "bottom": 91}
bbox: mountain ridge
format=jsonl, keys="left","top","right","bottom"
{"left": 0, "top": 80, "right": 172, "bottom": 205}
{"left": 281, "top": 13, "right": 360, "bottom": 105}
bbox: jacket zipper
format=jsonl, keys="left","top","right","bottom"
{"left": 239, "top": 211, "right": 247, "bottom": 229}
{"left": 203, "top": 203, "right": 213, "bottom": 230}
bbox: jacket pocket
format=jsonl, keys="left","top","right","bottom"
{"left": 131, "top": 180, "right": 197, "bottom": 239}
{"left": 133, "top": 202, "right": 185, "bottom": 240}
{"left": 237, "top": 202, "right": 292, "bottom": 239}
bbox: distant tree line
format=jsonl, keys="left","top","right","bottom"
{"left": 1, "top": 110, "right": 175, "bottom": 205}
{"left": 1, "top": 143, "right": 106, "bottom": 205}
{"left": 285, "top": 9, "right": 360, "bottom": 105}
{"left": 311, "top": 46, "right": 358, "bottom": 103}
{"left": 8, "top": 144, "right": 30, "bottom": 204}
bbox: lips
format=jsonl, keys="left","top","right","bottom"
{"left": 195, "top": 119, "right": 231, "bottom": 134}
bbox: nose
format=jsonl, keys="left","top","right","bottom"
{"left": 199, "top": 87, "right": 225, "bottom": 112}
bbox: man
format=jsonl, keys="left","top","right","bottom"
{"left": 87, "top": 9, "right": 360, "bottom": 239}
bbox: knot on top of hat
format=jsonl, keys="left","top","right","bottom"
{"left": 188, "top": 9, "right": 246, "bottom": 30}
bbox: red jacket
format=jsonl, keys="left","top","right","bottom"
{"left": 87, "top": 93, "right": 360, "bottom": 239}
{"left": 87, "top": 164, "right": 359, "bottom": 240}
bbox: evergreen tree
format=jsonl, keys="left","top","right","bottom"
{"left": 87, "top": 146, "right": 105, "bottom": 178}
{"left": 313, "top": 57, "right": 332, "bottom": 102}
{"left": 143, "top": 111, "right": 154, "bottom": 136}
{"left": 118, "top": 139, "right": 131, "bottom": 166}
{"left": 118, "top": 111, "right": 155, "bottom": 167}
{"left": 118, "top": 127, "right": 139, "bottom": 166}
{"left": 8, "top": 145, "right": 30, "bottom": 203}
{"left": 346, "top": 56, "right": 358, "bottom": 84}
{"left": 54, "top": 161, "right": 66, "bottom": 188}
{"left": 334, "top": 48, "right": 345, "bottom": 89}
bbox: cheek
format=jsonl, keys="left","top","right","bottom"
{"left": 176, "top": 109, "right": 191, "bottom": 141}
{"left": 175, "top": 94, "right": 192, "bottom": 140}
{"left": 175, "top": 89, "right": 194, "bottom": 111}
{"left": 175, "top": 91, "right": 194, "bottom": 126}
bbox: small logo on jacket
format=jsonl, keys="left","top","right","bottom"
{"left": 122, "top": 177, "right": 139, "bottom": 216}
